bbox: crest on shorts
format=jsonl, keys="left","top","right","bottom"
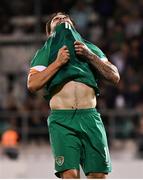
{"left": 55, "top": 156, "right": 64, "bottom": 166}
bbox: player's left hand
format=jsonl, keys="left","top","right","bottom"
{"left": 74, "top": 41, "right": 93, "bottom": 59}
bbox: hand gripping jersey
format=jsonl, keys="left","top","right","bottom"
{"left": 30, "top": 22, "right": 107, "bottom": 101}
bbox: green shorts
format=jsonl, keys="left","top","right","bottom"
{"left": 47, "top": 108, "right": 112, "bottom": 178}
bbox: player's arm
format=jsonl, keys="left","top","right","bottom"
{"left": 27, "top": 46, "right": 70, "bottom": 92}
{"left": 74, "top": 41, "right": 120, "bottom": 85}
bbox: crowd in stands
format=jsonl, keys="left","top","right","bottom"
{"left": 0, "top": 0, "right": 143, "bottom": 148}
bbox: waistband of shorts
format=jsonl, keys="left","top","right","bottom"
{"left": 50, "top": 108, "right": 98, "bottom": 115}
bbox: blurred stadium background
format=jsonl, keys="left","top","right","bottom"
{"left": 0, "top": 0, "right": 143, "bottom": 178}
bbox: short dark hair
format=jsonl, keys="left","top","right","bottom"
{"left": 46, "top": 12, "right": 75, "bottom": 35}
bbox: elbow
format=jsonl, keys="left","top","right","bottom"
{"left": 112, "top": 73, "right": 120, "bottom": 85}
{"left": 27, "top": 82, "right": 37, "bottom": 93}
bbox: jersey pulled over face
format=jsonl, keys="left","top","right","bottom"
{"left": 50, "top": 14, "right": 74, "bottom": 35}
{"left": 30, "top": 22, "right": 108, "bottom": 102}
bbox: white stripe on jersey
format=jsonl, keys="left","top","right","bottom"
{"left": 31, "top": 65, "right": 47, "bottom": 72}
{"left": 65, "top": 22, "right": 72, "bottom": 30}
{"left": 65, "top": 22, "right": 68, "bottom": 29}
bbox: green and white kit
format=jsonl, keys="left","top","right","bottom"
{"left": 30, "top": 22, "right": 112, "bottom": 177}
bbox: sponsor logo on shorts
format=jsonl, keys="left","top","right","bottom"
{"left": 55, "top": 156, "right": 64, "bottom": 166}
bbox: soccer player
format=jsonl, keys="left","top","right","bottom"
{"left": 27, "top": 12, "right": 120, "bottom": 179}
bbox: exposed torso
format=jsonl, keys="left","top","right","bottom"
{"left": 49, "top": 81, "right": 97, "bottom": 109}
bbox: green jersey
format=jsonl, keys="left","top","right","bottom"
{"left": 30, "top": 22, "right": 107, "bottom": 101}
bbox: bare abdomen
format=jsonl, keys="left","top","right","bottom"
{"left": 49, "top": 81, "right": 97, "bottom": 109}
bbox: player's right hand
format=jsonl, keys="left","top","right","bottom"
{"left": 55, "top": 46, "right": 70, "bottom": 66}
